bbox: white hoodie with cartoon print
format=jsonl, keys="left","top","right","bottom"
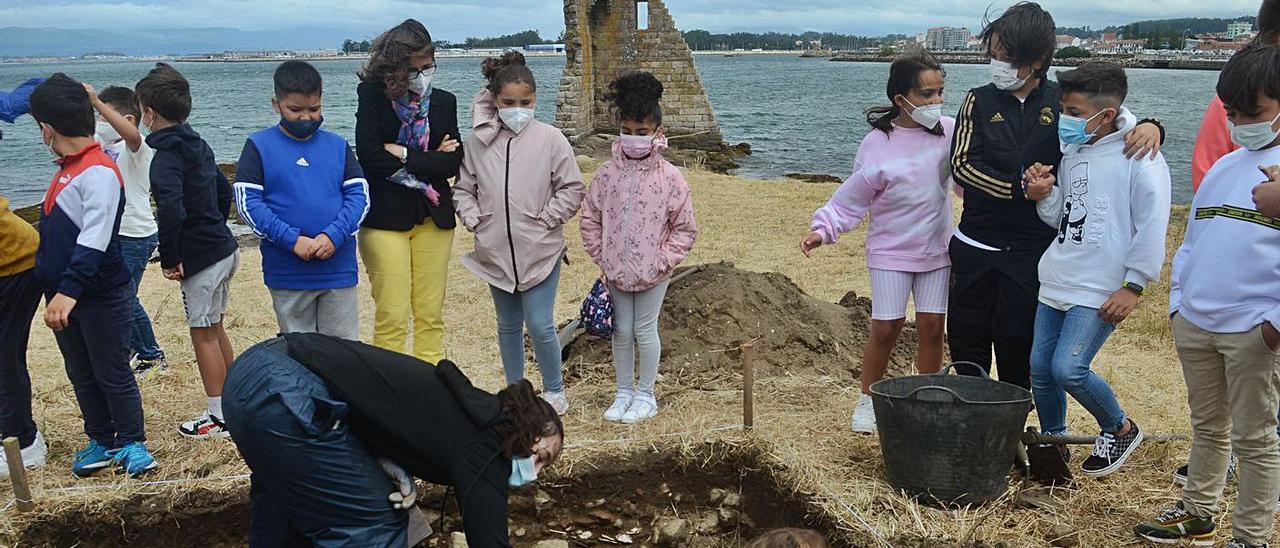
{"left": 1035, "top": 107, "right": 1172, "bottom": 310}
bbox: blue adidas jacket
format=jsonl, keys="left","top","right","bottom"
{"left": 233, "top": 126, "right": 367, "bottom": 290}
{"left": 35, "top": 143, "right": 131, "bottom": 299}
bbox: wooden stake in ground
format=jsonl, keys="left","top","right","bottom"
{"left": 3, "top": 437, "right": 34, "bottom": 512}
{"left": 743, "top": 343, "right": 755, "bottom": 429}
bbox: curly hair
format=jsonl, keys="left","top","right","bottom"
{"left": 605, "top": 71, "right": 664, "bottom": 125}
{"left": 359, "top": 19, "right": 435, "bottom": 100}
{"left": 482, "top": 51, "right": 536, "bottom": 95}
{"left": 493, "top": 380, "right": 563, "bottom": 459}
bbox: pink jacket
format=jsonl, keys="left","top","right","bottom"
{"left": 454, "top": 90, "right": 585, "bottom": 293}
{"left": 580, "top": 138, "right": 697, "bottom": 292}
{"left": 811, "top": 118, "right": 955, "bottom": 273}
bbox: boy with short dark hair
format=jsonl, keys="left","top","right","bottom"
{"left": 87, "top": 84, "right": 167, "bottom": 376}
{"left": 948, "top": 1, "right": 1162, "bottom": 389}
{"left": 1023, "top": 61, "right": 1171, "bottom": 478}
{"left": 135, "top": 63, "right": 239, "bottom": 440}
{"left": 29, "top": 73, "right": 156, "bottom": 477}
{"left": 1134, "top": 43, "right": 1280, "bottom": 548}
{"left": 234, "top": 60, "right": 368, "bottom": 339}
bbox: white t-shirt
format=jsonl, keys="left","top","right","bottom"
{"left": 102, "top": 138, "right": 158, "bottom": 238}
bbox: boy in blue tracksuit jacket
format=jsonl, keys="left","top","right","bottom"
{"left": 28, "top": 74, "right": 157, "bottom": 478}
{"left": 234, "top": 61, "right": 368, "bottom": 340}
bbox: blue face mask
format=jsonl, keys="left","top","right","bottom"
{"left": 1058, "top": 109, "right": 1110, "bottom": 146}
{"left": 280, "top": 115, "right": 324, "bottom": 140}
{"left": 508, "top": 456, "right": 538, "bottom": 488}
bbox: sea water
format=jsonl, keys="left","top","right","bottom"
{"left": 0, "top": 55, "right": 1217, "bottom": 206}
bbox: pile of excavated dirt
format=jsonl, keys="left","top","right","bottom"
{"left": 564, "top": 262, "right": 921, "bottom": 385}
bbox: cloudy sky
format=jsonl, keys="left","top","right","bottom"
{"left": 0, "top": 0, "right": 1262, "bottom": 41}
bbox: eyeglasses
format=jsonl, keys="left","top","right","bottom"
{"left": 409, "top": 66, "right": 437, "bottom": 79}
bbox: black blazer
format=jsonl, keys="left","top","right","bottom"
{"left": 355, "top": 82, "right": 463, "bottom": 232}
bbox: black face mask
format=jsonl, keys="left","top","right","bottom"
{"left": 280, "top": 115, "right": 323, "bottom": 139}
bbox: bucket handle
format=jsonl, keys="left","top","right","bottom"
{"left": 903, "top": 385, "right": 973, "bottom": 404}
{"left": 942, "top": 361, "right": 991, "bottom": 379}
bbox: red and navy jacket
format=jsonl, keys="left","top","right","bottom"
{"left": 35, "top": 142, "right": 130, "bottom": 299}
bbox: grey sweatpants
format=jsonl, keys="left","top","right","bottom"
{"left": 609, "top": 280, "right": 669, "bottom": 397}
{"left": 269, "top": 287, "right": 360, "bottom": 341}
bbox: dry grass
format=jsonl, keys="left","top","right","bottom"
{"left": 0, "top": 158, "right": 1246, "bottom": 546}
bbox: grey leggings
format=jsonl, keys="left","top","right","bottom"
{"left": 609, "top": 280, "right": 669, "bottom": 396}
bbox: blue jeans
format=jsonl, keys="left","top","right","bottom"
{"left": 54, "top": 285, "right": 145, "bottom": 447}
{"left": 118, "top": 234, "right": 164, "bottom": 361}
{"left": 224, "top": 340, "right": 408, "bottom": 547}
{"left": 490, "top": 262, "right": 564, "bottom": 393}
{"left": 1030, "top": 303, "right": 1125, "bottom": 435}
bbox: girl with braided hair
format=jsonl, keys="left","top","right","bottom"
{"left": 223, "top": 334, "right": 564, "bottom": 547}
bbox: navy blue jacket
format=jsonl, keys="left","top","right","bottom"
{"left": 146, "top": 124, "right": 237, "bottom": 277}
{"left": 35, "top": 143, "right": 131, "bottom": 299}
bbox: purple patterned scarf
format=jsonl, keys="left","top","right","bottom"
{"left": 393, "top": 92, "right": 431, "bottom": 152}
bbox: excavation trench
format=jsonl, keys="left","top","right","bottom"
{"left": 17, "top": 446, "right": 841, "bottom": 547}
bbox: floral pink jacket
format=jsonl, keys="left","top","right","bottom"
{"left": 580, "top": 138, "right": 698, "bottom": 292}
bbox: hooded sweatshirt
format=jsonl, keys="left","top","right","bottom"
{"left": 580, "top": 137, "right": 698, "bottom": 292}
{"left": 1171, "top": 142, "right": 1280, "bottom": 333}
{"left": 453, "top": 90, "right": 586, "bottom": 293}
{"left": 146, "top": 124, "right": 237, "bottom": 277}
{"left": 810, "top": 117, "right": 956, "bottom": 272}
{"left": 1035, "top": 108, "right": 1172, "bottom": 310}
{"left": 0, "top": 196, "right": 38, "bottom": 277}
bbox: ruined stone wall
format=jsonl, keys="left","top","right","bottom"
{"left": 555, "top": 0, "right": 722, "bottom": 149}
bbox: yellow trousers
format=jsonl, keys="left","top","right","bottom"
{"left": 358, "top": 222, "right": 454, "bottom": 363}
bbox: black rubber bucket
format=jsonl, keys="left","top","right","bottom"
{"left": 869, "top": 362, "right": 1033, "bottom": 506}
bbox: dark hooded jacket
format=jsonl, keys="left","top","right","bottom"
{"left": 146, "top": 123, "right": 237, "bottom": 276}
{"left": 278, "top": 333, "right": 514, "bottom": 548}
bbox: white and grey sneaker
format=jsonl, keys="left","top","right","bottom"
{"left": 850, "top": 393, "right": 877, "bottom": 434}
{"left": 0, "top": 431, "right": 47, "bottom": 477}
{"left": 541, "top": 391, "right": 569, "bottom": 416}
{"left": 1081, "top": 420, "right": 1144, "bottom": 477}
{"left": 621, "top": 394, "right": 658, "bottom": 424}
{"left": 603, "top": 390, "right": 633, "bottom": 423}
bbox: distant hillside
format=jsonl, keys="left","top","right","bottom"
{"left": 0, "top": 27, "right": 355, "bottom": 57}
{"left": 1058, "top": 16, "right": 1256, "bottom": 38}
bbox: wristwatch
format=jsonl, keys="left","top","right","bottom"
{"left": 398, "top": 146, "right": 408, "bottom": 162}
{"left": 1122, "top": 282, "right": 1144, "bottom": 296}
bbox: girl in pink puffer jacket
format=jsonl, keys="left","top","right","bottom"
{"left": 580, "top": 72, "right": 698, "bottom": 424}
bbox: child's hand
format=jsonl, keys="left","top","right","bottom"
{"left": 1124, "top": 122, "right": 1162, "bottom": 161}
{"left": 1023, "top": 163, "right": 1054, "bottom": 201}
{"left": 313, "top": 234, "right": 336, "bottom": 260}
{"left": 437, "top": 134, "right": 459, "bottom": 153}
{"left": 1253, "top": 166, "right": 1280, "bottom": 219}
{"left": 1264, "top": 322, "right": 1280, "bottom": 352}
{"left": 82, "top": 83, "right": 101, "bottom": 106}
{"left": 163, "top": 263, "right": 185, "bottom": 281}
{"left": 800, "top": 232, "right": 823, "bottom": 258}
{"left": 1100, "top": 287, "right": 1141, "bottom": 324}
{"left": 44, "top": 293, "right": 77, "bottom": 331}
{"left": 293, "top": 236, "right": 317, "bottom": 261}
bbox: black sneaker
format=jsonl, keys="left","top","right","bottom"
{"left": 1173, "top": 454, "right": 1237, "bottom": 487}
{"left": 1226, "top": 539, "right": 1268, "bottom": 548}
{"left": 1081, "top": 420, "right": 1144, "bottom": 477}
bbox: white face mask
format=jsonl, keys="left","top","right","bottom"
{"left": 1228, "top": 112, "right": 1280, "bottom": 151}
{"left": 40, "top": 123, "right": 59, "bottom": 159}
{"left": 499, "top": 107, "right": 535, "bottom": 134}
{"left": 900, "top": 96, "right": 943, "bottom": 129}
{"left": 990, "top": 59, "right": 1028, "bottom": 92}
{"left": 408, "top": 70, "right": 433, "bottom": 97}
{"left": 95, "top": 120, "right": 121, "bottom": 144}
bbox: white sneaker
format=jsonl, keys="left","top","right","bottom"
{"left": 850, "top": 394, "right": 877, "bottom": 433}
{"left": 0, "top": 431, "right": 47, "bottom": 477}
{"left": 604, "top": 390, "right": 634, "bottom": 422}
{"left": 542, "top": 391, "right": 570, "bottom": 416}
{"left": 178, "top": 410, "right": 231, "bottom": 439}
{"left": 622, "top": 394, "right": 658, "bottom": 424}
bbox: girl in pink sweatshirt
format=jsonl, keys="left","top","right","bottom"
{"left": 800, "top": 52, "right": 954, "bottom": 433}
{"left": 580, "top": 72, "right": 698, "bottom": 424}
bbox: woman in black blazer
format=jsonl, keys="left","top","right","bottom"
{"left": 356, "top": 18, "right": 463, "bottom": 363}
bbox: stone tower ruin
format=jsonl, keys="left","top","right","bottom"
{"left": 555, "top": 0, "right": 723, "bottom": 149}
